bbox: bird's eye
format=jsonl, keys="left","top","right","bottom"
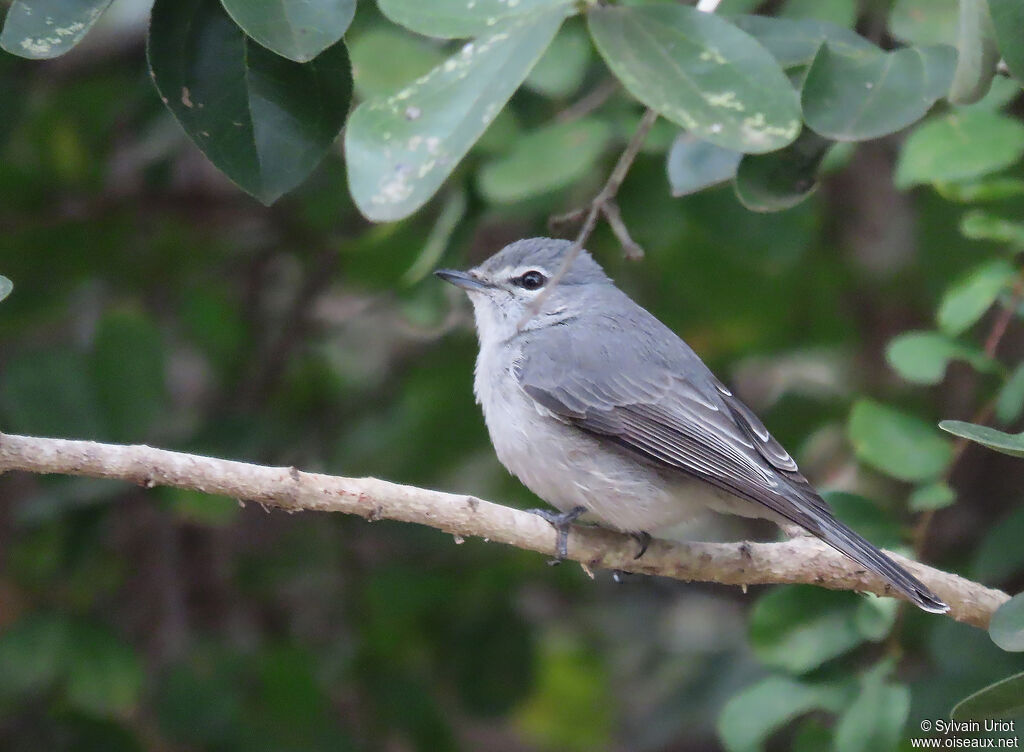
{"left": 514, "top": 270, "right": 546, "bottom": 290}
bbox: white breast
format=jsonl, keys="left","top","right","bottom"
{"left": 473, "top": 341, "right": 723, "bottom": 533}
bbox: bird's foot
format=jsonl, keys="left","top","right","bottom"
{"left": 631, "top": 531, "right": 652, "bottom": 560}
{"left": 526, "top": 506, "right": 587, "bottom": 563}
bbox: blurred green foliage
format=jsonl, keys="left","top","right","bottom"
{"left": 1, "top": 0, "right": 1024, "bottom": 751}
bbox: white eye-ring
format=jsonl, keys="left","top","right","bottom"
{"left": 512, "top": 270, "right": 546, "bottom": 290}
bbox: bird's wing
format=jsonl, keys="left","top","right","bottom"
{"left": 514, "top": 306, "right": 949, "bottom": 614}
{"left": 514, "top": 313, "right": 830, "bottom": 528}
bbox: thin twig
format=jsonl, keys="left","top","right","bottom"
{"left": 555, "top": 79, "right": 620, "bottom": 124}
{"left": 521, "top": 108, "right": 658, "bottom": 327}
{"left": 528, "top": 0, "right": 723, "bottom": 323}
{"left": 913, "top": 268, "right": 1024, "bottom": 556}
{"left": 547, "top": 206, "right": 588, "bottom": 235}
{"left": 601, "top": 201, "right": 644, "bottom": 260}
{"left": 984, "top": 273, "right": 1024, "bottom": 358}
{"left": 0, "top": 432, "right": 1007, "bottom": 628}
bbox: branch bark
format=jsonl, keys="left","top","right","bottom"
{"left": 0, "top": 432, "right": 1008, "bottom": 629}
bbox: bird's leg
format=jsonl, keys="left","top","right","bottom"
{"left": 631, "top": 531, "right": 652, "bottom": 560}
{"left": 526, "top": 506, "right": 587, "bottom": 563}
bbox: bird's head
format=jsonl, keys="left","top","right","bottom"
{"left": 435, "top": 237, "right": 611, "bottom": 343}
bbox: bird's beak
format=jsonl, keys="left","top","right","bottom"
{"left": 434, "top": 269, "right": 491, "bottom": 291}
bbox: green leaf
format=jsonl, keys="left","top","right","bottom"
{"left": 997, "top": 363, "right": 1024, "bottom": 424}
{"left": 345, "top": 12, "right": 563, "bottom": 221}
{"left": 834, "top": 668, "right": 910, "bottom": 752}
{"left": 885, "top": 330, "right": 996, "bottom": 385}
{"left": 476, "top": 108, "right": 522, "bottom": 154}
{"left": 730, "top": 15, "right": 875, "bottom": 69}
{"left": 937, "top": 258, "right": 1016, "bottom": 336}
{"left": 0, "top": 348, "right": 105, "bottom": 438}
{"left": 990, "top": 593, "right": 1024, "bottom": 651}
{"left": 960, "top": 210, "right": 1024, "bottom": 245}
{"left": 524, "top": 22, "right": 591, "bottom": 98}
{"left": 939, "top": 420, "right": 1024, "bottom": 458}
{"left": 963, "top": 75, "right": 1023, "bottom": 111}
{"left": 778, "top": 0, "right": 857, "bottom": 28}
{"left": 403, "top": 188, "right": 467, "bottom": 284}
{"left": 989, "top": 0, "right": 1024, "bottom": 84}
{"left": 377, "top": 0, "right": 573, "bottom": 39}
{"left": 0, "top": 275, "right": 12, "bottom": 303}
{"left": 909, "top": 481, "right": 956, "bottom": 511}
{"left": 948, "top": 0, "right": 999, "bottom": 104}
{"left": 0, "top": 0, "right": 114, "bottom": 59}
{"left": 517, "top": 640, "right": 614, "bottom": 752}
{"left": 972, "top": 506, "right": 1024, "bottom": 582}
{"left": 791, "top": 719, "right": 833, "bottom": 752}
{"left": 848, "top": 400, "right": 954, "bottom": 482}
{"left": 148, "top": 0, "right": 352, "bottom": 205}
{"left": 90, "top": 311, "right": 166, "bottom": 443}
{"left": 349, "top": 29, "right": 445, "bottom": 100}
{"left": 854, "top": 595, "right": 900, "bottom": 640}
{"left": 667, "top": 133, "right": 742, "bottom": 197}
{"left": 451, "top": 604, "right": 535, "bottom": 716}
{"left": 588, "top": 5, "right": 800, "bottom": 154}
{"left": 181, "top": 287, "right": 249, "bottom": 372}
{"left": 163, "top": 488, "right": 240, "bottom": 526}
{"left": 825, "top": 491, "right": 905, "bottom": 551}
{"left": 895, "top": 110, "right": 1024, "bottom": 189}
{"left": 717, "top": 675, "right": 847, "bottom": 752}
{"left": 477, "top": 118, "right": 610, "bottom": 203}
{"left": 750, "top": 586, "right": 866, "bottom": 674}
{"left": 0, "top": 615, "right": 141, "bottom": 718}
{"left": 734, "top": 128, "right": 832, "bottom": 212}
{"left": 157, "top": 658, "right": 244, "bottom": 745}
{"left": 64, "top": 621, "right": 143, "bottom": 717}
{"left": 0, "top": 613, "right": 71, "bottom": 698}
{"left": 220, "top": 0, "right": 355, "bottom": 63}
{"left": 801, "top": 43, "right": 955, "bottom": 141}
{"left": 719, "top": 0, "right": 761, "bottom": 11}
{"left": 921, "top": 46, "right": 960, "bottom": 101}
{"left": 890, "top": 0, "right": 959, "bottom": 46}
{"left": 14, "top": 478, "right": 124, "bottom": 526}
{"left": 951, "top": 671, "right": 1024, "bottom": 720}
{"left": 937, "top": 177, "right": 1024, "bottom": 203}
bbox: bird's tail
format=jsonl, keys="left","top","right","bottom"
{"left": 810, "top": 511, "right": 948, "bottom": 614}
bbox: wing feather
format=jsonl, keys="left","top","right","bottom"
{"left": 515, "top": 321, "right": 795, "bottom": 513}
{"left": 511, "top": 305, "right": 948, "bottom": 613}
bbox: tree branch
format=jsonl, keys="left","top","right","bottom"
{"left": 0, "top": 432, "right": 1008, "bottom": 629}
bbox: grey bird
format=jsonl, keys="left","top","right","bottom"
{"left": 435, "top": 237, "right": 948, "bottom": 614}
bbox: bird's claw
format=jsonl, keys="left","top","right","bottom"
{"left": 527, "top": 506, "right": 587, "bottom": 563}
{"left": 631, "top": 531, "right": 652, "bottom": 560}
